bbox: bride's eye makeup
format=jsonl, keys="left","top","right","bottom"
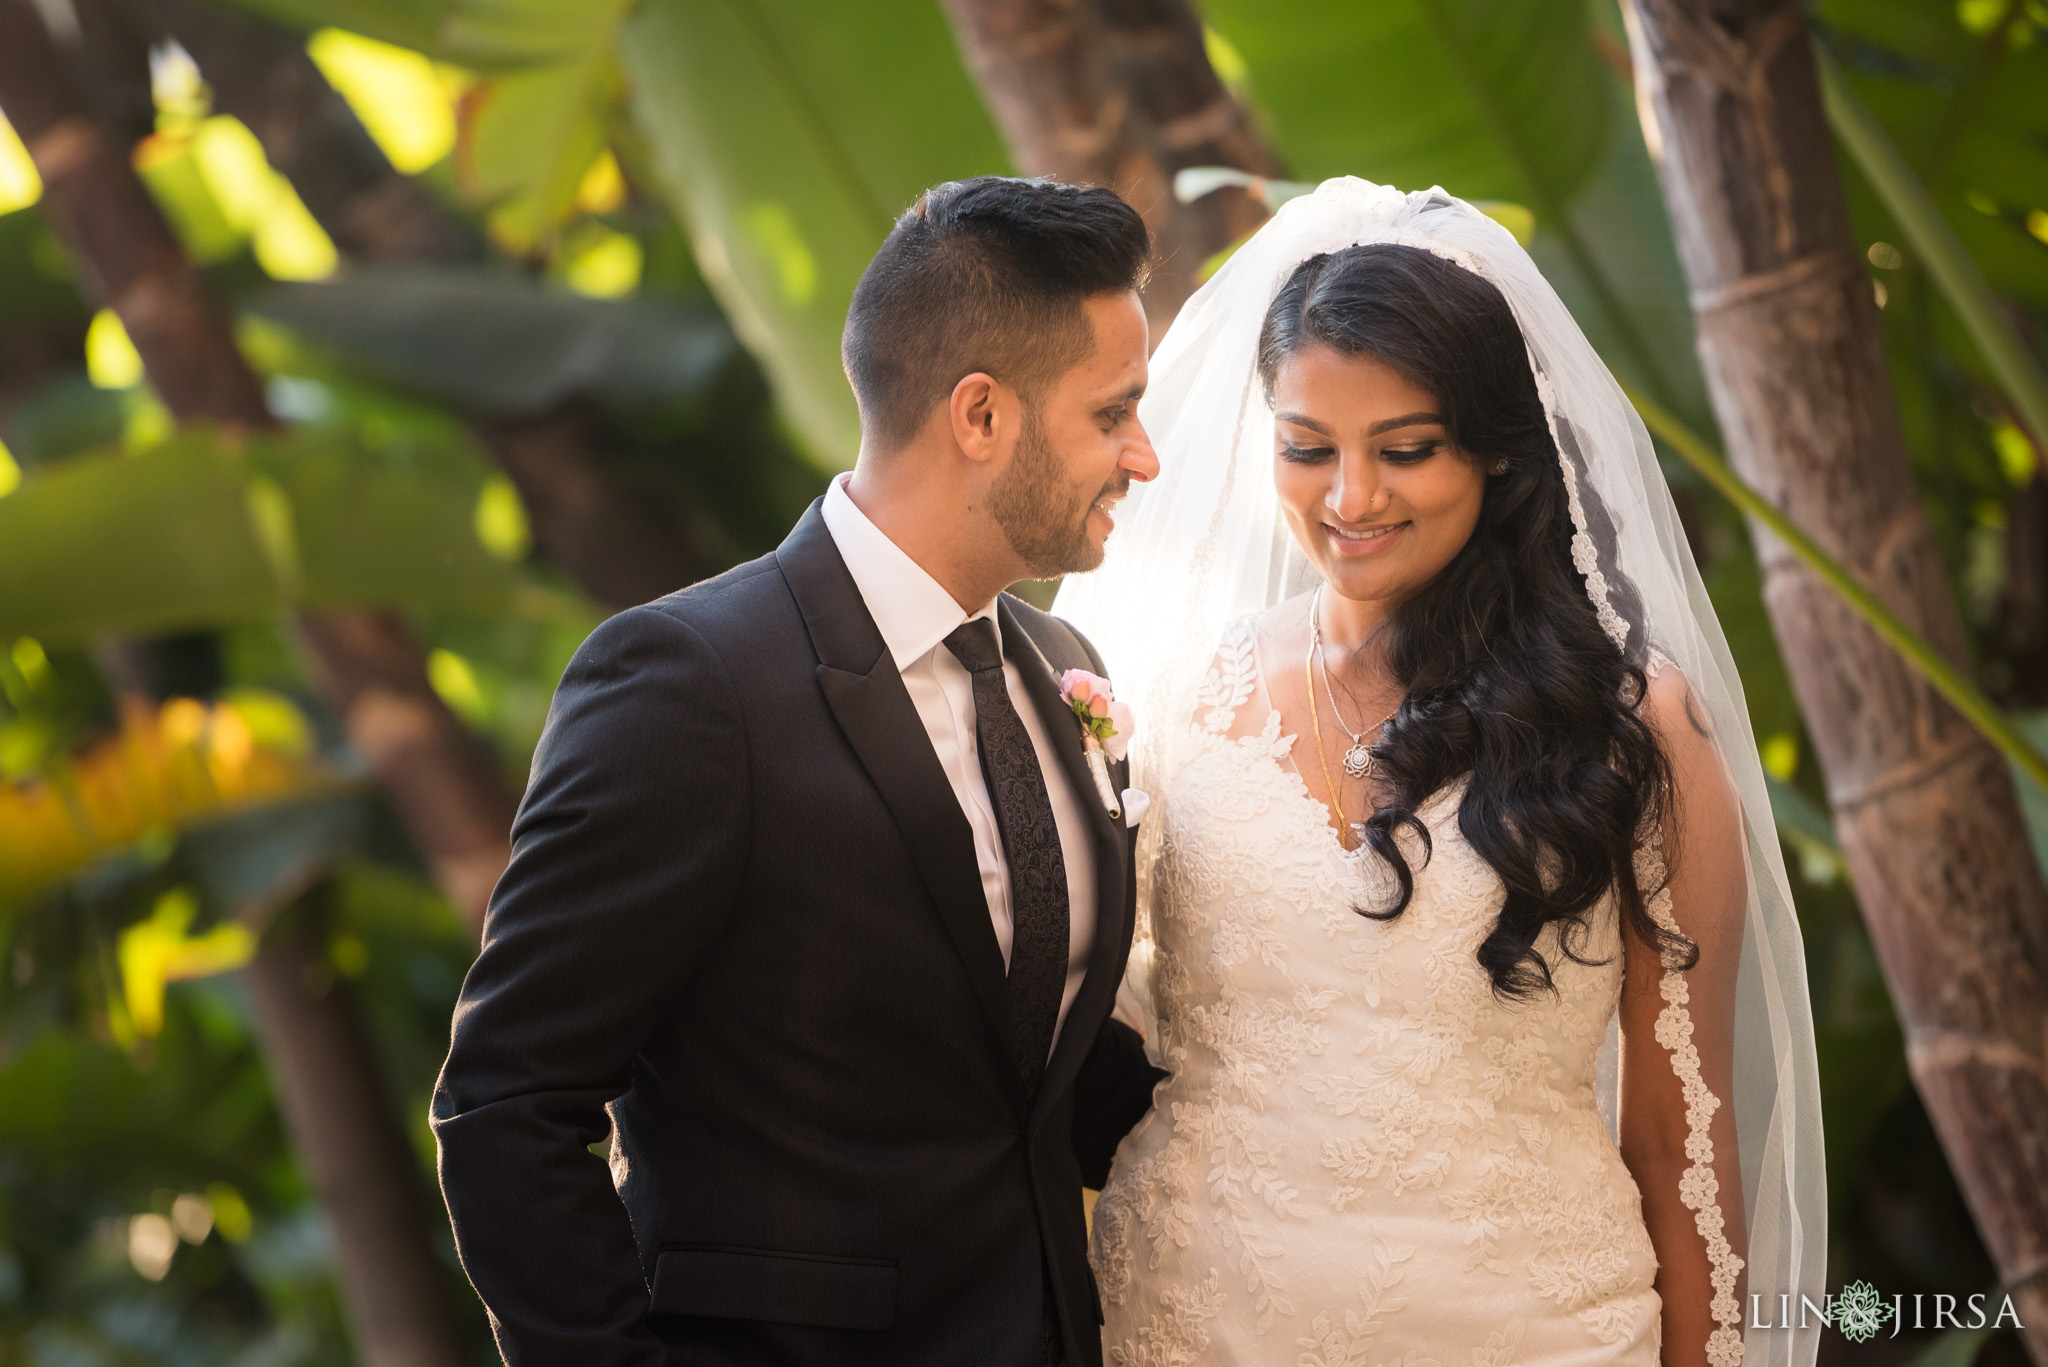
{"left": 1277, "top": 438, "right": 1443, "bottom": 464}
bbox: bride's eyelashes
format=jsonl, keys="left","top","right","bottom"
{"left": 1379, "top": 441, "right": 1443, "bottom": 465}
{"left": 1275, "top": 440, "right": 1444, "bottom": 465}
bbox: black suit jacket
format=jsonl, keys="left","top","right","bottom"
{"left": 433, "top": 501, "right": 1165, "bottom": 1367}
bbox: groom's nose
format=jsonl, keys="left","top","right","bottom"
{"left": 1121, "top": 416, "right": 1160, "bottom": 483}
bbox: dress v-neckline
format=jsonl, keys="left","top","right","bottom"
{"left": 1245, "top": 711, "right": 1366, "bottom": 860}
{"left": 1231, "top": 623, "right": 1371, "bottom": 860}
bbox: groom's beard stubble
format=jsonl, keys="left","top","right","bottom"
{"left": 989, "top": 407, "right": 1128, "bottom": 579}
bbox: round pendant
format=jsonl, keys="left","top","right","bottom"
{"left": 1342, "top": 743, "right": 1372, "bottom": 779}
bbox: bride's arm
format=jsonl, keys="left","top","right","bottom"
{"left": 1619, "top": 666, "right": 1750, "bottom": 1367}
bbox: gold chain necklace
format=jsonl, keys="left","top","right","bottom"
{"left": 1305, "top": 621, "right": 1352, "bottom": 847}
{"left": 1306, "top": 588, "right": 1378, "bottom": 851}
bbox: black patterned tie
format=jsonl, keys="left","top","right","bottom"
{"left": 944, "top": 617, "right": 1071, "bottom": 1104}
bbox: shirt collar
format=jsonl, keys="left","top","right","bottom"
{"left": 821, "top": 473, "right": 996, "bottom": 671}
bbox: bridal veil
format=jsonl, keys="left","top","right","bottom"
{"left": 1054, "top": 177, "right": 1825, "bottom": 1367}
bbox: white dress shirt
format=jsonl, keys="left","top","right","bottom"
{"left": 821, "top": 474, "right": 1097, "bottom": 1051}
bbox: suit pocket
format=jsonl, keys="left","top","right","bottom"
{"left": 650, "top": 1244, "right": 899, "bottom": 1332}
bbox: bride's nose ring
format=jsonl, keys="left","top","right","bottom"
{"left": 1328, "top": 485, "right": 1391, "bottom": 517}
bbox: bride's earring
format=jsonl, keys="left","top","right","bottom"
{"left": 1490, "top": 459, "right": 1510, "bottom": 476}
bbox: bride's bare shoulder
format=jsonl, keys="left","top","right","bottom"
{"left": 1638, "top": 656, "right": 1713, "bottom": 750}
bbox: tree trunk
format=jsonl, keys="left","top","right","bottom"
{"left": 0, "top": 0, "right": 517, "bottom": 931}
{"left": 939, "top": 0, "right": 1276, "bottom": 336}
{"left": 292, "top": 610, "right": 518, "bottom": 920}
{"left": 242, "top": 888, "right": 472, "bottom": 1367}
{"left": 476, "top": 403, "right": 714, "bottom": 606}
{"left": 1623, "top": 2, "right": 2048, "bottom": 1356}
{"left": 1089, "top": 0, "right": 1278, "bottom": 302}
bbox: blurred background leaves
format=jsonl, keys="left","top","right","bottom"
{"left": 0, "top": 0, "right": 2042, "bottom": 1362}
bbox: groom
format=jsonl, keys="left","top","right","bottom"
{"left": 432, "top": 176, "right": 1165, "bottom": 1367}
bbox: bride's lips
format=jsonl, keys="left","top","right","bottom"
{"left": 1323, "top": 519, "right": 1408, "bottom": 556}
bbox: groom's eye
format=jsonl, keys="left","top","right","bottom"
{"left": 1099, "top": 404, "right": 1131, "bottom": 429}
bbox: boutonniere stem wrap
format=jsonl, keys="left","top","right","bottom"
{"left": 1060, "top": 669, "right": 1133, "bottom": 821}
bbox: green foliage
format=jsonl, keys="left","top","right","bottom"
{"left": 0, "top": 207, "right": 83, "bottom": 325}
{"left": 0, "top": 426, "right": 531, "bottom": 645}
{"left": 3, "top": 0, "right": 2044, "bottom": 1359}
{"left": 0, "top": 858, "right": 485, "bottom": 1363}
{"left": 459, "top": 44, "right": 624, "bottom": 252}
{"left": 221, "top": 0, "right": 604, "bottom": 68}
{"left": 1819, "top": 50, "right": 2048, "bottom": 464}
{"left": 620, "top": 0, "right": 1013, "bottom": 467}
{"left": 1822, "top": 0, "right": 2048, "bottom": 309}
{"left": 248, "top": 264, "right": 737, "bottom": 417}
{"left": 1816, "top": 0, "right": 2048, "bottom": 720}
{"left": 1199, "top": 0, "right": 1611, "bottom": 206}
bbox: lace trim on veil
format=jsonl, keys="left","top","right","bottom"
{"left": 1637, "top": 823, "right": 1746, "bottom": 1367}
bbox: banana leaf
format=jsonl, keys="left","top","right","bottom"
{"left": 620, "top": 0, "right": 1012, "bottom": 468}
{"left": 1199, "top": 0, "right": 1610, "bottom": 208}
{"left": 217, "top": 0, "right": 606, "bottom": 69}
{"left": 248, "top": 264, "right": 736, "bottom": 416}
{"left": 0, "top": 426, "right": 531, "bottom": 645}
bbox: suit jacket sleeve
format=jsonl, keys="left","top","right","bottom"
{"left": 1071, "top": 1017, "right": 1167, "bottom": 1188}
{"left": 432, "top": 604, "right": 748, "bottom": 1367}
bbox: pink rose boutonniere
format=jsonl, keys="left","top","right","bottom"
{"left": 1059, "top": 669, "right": 1134, "bottom": 819}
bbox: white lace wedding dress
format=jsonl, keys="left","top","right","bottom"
{"left": 1091, "top": 621, "right": 1667, "bottom": 1367}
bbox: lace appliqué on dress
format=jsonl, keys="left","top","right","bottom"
{"left": 1195, "top": 620, "right": 1259, "bottom": 734}
{"left": 1106, "top": 1269, "right": 1225, "bottom": 1367}
{"left": 1637, "top": 828, "right": 1745, "bottom": 1367}
{"left": 1096, "top": 617, "right": 1664, "bottom": 1364}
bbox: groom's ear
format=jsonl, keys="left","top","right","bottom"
{"left": 948, "top": 371, "right": 1019, "bottom": 466}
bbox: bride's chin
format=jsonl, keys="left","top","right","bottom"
{"left": 1313, "top": 559, "right": 1393, "bottom": 598}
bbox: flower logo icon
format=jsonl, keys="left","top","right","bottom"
{"left": 1835, "top": 1281, "right": 1894, "bottom": 1343}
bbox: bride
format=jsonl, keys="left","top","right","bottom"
{"left": 1055, "top": 180, "right": 1825, "bottom": 1367}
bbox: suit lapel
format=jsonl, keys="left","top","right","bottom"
{"left": 999, "top": 599, "right": 1133, "bottom": 1130}
{"left": 778, "top": 504, "right": 1019, "bottom": 1106}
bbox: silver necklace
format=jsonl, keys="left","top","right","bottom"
{"left": 1310, "top": 586, "right": 1397, "bottom": 780}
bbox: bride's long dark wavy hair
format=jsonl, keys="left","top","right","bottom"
{"left": 1258, "top": 243, "right": 1693, "bottom": 999}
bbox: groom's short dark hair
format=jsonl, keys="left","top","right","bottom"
{"left": 842, "top": 177, "right": 1151, "bottom": 451}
